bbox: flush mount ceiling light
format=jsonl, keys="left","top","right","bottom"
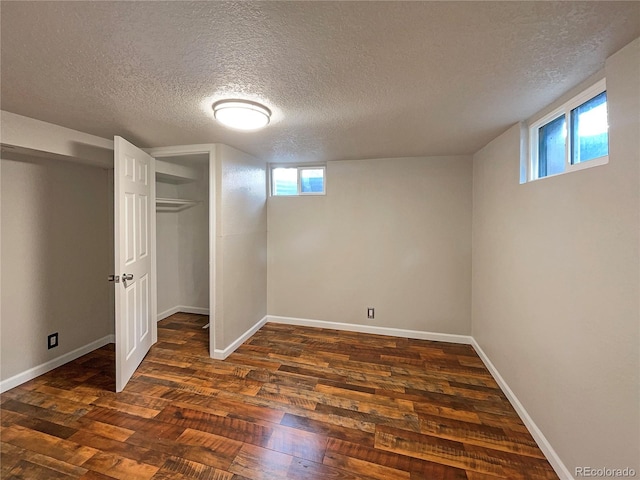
{"left": 212, "top": 99, "right": 271, "bottom": 131}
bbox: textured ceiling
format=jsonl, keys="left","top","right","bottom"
{"left": 1, "top": 1, "right": 639, "bottom": 163}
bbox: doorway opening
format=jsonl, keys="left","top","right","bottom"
{"left": 147, "top": 146, "right": 215, "bottom": 359}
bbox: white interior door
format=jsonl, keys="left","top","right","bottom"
{"left": 114, "top": 136, "right": 156, "bottom": 392}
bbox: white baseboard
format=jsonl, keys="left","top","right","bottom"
{"left": 0, "top": 334, "right": 115, "bottom": 394}
{"left": 157, "top": 305, "right": 210, "bottom": 322}
{"left": 180, "top": 306, "right": 210, "bottom": 315}
{"left": 157, "top": 306, "right": 181, "bottom": 321}
{"left": 212, "top": 315, "right": 268, "bottom": 360}
{"left": 471, "top": 338, "right": 573, "bottom": 480}
{"left": 266, "top": 315, "right": 474, "bottom": 344}
{"left": 210, "top": 314, "right": 471, "bottom": 361}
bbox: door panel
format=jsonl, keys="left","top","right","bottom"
{"left": 138, "top": 195, "right": 148, "bottom": 258}
{"left": 125, "top": 283, "right": 136, "bottom": 359}
{"left": 124, "top": 193, "right": 136, "bottom": 264}
{"left": 115, "top": 136, "right": 156, "bottom": 392}
{"left": 139, "top": 274, "right": 150, "bottom": 340}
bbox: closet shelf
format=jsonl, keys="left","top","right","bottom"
{"left": 156, "top": 197, "right": 199, "bottom": 212}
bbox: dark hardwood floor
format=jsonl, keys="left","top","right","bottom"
{"left": 1, "top": 313, "right": 559, "bottom": 479}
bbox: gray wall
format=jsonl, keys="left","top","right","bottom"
{"left": 215, "top": 144, "right": 267, "bottom": 350}
{"left": 0, "top": 154, "right": 113, "bottom": 381}
{"left": 268, "top": 156, "right": 473, "bottom": 334}
{"left": 471, "top": 38, "right": 639, "bottom": 473}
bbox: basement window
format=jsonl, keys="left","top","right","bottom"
{"left": 271, "top": 166, "right": 326, "bottom": 196}
{"left": 528, "top": 79, "right": 609, "bottom": 181}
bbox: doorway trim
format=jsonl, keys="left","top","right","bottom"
{"left": 145, "top": 144, "right": 217, "bottom": 358}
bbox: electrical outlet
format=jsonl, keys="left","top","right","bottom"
{"left": 48, "top": 332, "right": 58, "bottom": 349}
{"left": 367, "top": 307, "right": 375, "bottom": 319}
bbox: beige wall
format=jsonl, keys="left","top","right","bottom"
{"left": 471, "top": 38, "right": 639, "bottom": 474}
{"left": 268, "top": 156, "right": 472, "bottom": 334}
{"left": 215, "top": 144, "right": 267, "bottom": 350}
{"left": 0, "top": 154, "right": 113, "bottom": 381}
{"left": 156, "top": 182, "right": 181, "bottom": 315}
{"left": 178, "top": 166, "right": 210, "bottom": 310}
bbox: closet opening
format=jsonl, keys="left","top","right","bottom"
{"left": 151, "top": 148, "right": 213, "bottom": 355}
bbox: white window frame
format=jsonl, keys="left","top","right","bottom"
{"left": 270, "top": 165, "right": 326, "bottom": 196}
{"left": 528, "top": 78, "right": 608, "bottom": 182}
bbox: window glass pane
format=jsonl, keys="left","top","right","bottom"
{"left": 300, "top": 168, "right": 324, "bottom": 194}
{"left": 538, "top": 115, "right": 566, "bottom": 178}
{"left": 272, "top": 167, "right": 297, "bottom": 196}
{"left": 571, "top": 91, "right": 608, "bottom": 164}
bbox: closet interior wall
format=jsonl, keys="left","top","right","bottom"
{"left": 156, "top": 160, "right": 209, "bottom": 320}
{"left": 0, "top": 151, "right": 113, "bottom": 385}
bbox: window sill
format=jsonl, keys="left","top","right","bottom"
{"left": 527, "top": 155, "right": 609, "bottom": 182}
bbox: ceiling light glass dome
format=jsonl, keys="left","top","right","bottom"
{"left": 212, "top": 99, "right": 271, "bottom": 131}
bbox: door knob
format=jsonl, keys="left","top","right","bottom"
{"left": 122, "top": 273, "right": 134, "bottom": 287}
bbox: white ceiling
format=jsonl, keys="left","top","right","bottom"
{"left": 1, "top": 1, "right": 639, "bottom": 163}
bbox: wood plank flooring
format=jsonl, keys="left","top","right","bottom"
{"left": 1, "top": 313, "right": 559, "bottom": 479}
